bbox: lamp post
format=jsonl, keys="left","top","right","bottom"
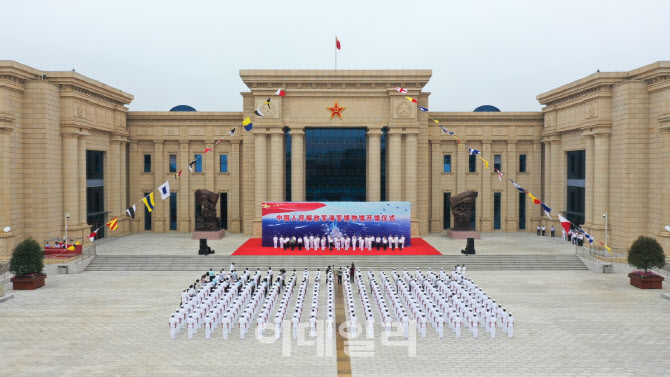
{"left": 603, "top": 212, "right": 608, "bottom": 249}
{"left": 65, "top": 213, "right": 70, "bottom": 247}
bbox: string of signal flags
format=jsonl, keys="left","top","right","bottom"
{"left": 394, "top": 87, "right": 612, "bottom": 254}
{"left": 87, "top": 88, "right": 287, "bottom": 241}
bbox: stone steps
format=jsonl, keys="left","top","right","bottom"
{"left": 85, "top": 254, "right": 586, "bottom": 271}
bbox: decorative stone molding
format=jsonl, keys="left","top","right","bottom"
{"left": 492, "top": 127, "right": 508, "bottom": 136}
{"left": 586, "top": 101, "right": 599, "bottom": 119}
{"left": 188, "top": 127, "right": 205, "bottom": 136}
{"left": 394, "top": 100, "right": 413, "bottom": 118}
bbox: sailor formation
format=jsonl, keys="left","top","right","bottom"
{"left": 272, "top": 234, "right": 407, "bottom": 251}
{"left": 169, "top": 264, "right": 514, "bottom": 340}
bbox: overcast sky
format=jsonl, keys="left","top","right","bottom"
{"left": 2, "top": 0, "right": 669, "bottom": 112}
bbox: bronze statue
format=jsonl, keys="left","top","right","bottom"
{"left": 450, "top": 191, "right": 478, "bottom": 231}
{"left": 195, "top": 189, "right": 221, "bottom": 231}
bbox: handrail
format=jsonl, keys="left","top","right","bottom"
{"left": 575, "top": 244, "right": 669, "bottom": 278}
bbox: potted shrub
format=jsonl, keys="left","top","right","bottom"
{"left": 9, "top": 238, "right": 47, "bottom": 290}
{"left": 627, "top": 236, "right": 666, "bottom": 289}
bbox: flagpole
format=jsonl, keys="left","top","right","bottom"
{"left": 335, "top": 35, "right": 337, "bottom": 70}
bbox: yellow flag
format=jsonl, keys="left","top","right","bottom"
{"left": 75, "top": 241, "right": 81, "bottom": 245}
{"left": 67, "top": 245, "right": 75, "bottom": 251}
{"left": 242, "top": 117, "right": 251, "bottom": 126}
{"left": 433, "top": 119, "right": 439, "bottom": 124}
{"left": 480, "top": 157, "right": 489, "bottom": 170}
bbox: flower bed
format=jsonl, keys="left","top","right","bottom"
{"left": 628, "top": 271, "right": 664, "bottom": 289}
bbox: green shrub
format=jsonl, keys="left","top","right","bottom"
{"left": 9, "top": 238, "right": 44, "bottom": 277}
{"left": 627, "top": 236, "right": 666, "bottom": 272}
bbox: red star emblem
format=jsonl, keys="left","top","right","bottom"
{"left": 327, "top": 102, "right": 345, "bottom": 119}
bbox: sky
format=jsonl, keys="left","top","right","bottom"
{"left": 2, "top": 0, "right": 669, "bottom": 112}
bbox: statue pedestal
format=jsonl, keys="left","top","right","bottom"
{"left": 191, "top": 229, "right": 226, "bottom": 240}
{"left": 446, "top": 229, "right": 480, "bottom": 240}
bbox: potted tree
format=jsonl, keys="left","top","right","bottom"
{"left": 9, "top": 238, "right": 47, "bottom": 290}
{"left": 627, "top": 236, "right": 666, "bottom": 289}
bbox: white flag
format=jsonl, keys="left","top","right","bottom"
{"left": 158, "top": 181, "right": 170, "bottom": 200}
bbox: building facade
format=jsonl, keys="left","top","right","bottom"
{"left": 1, "top": 61, "right": 668, "bottom": 258}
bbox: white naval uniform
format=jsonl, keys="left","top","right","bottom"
{"left": 170, "top": 316, "right": 178, "bottom": 339}
{"left": 507, "top": 316, "right": 514, "bottom": 337}
{"left": 273, "top": 236, "right": 278, "bottom": 248}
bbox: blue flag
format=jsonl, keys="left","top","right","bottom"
{"left": 418, "top": 106, "right": 428, "bottom": 112}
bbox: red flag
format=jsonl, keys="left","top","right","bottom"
{"left": 558, "top": 214, "right": 571, "bottom": 235}
{"left": 87, "top": 231, "right": 97, "bottom": 242}
{"left": 336, "top": 37, "right": 341, "bottom": 50}
{"left": 204, "top": 148, "right": 212, "bottom": 154}
{"left": 274, "top": 89, "right": 286, "bottom": 97}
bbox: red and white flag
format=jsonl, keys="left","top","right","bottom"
{"left": 335, "top": 37, "right": 341, "bottom": 50}
{"left": 558, "top": 214, "right": 571, "bottom": 234}
{"left": 274, "top": 89, "right": 286, "bottom": 97}
{"left": 87, "top": 231, "right": 97, "bottom": 242}
{"left": 494, "top": 168, "right": 503, "bottom": 181}
{"left": 394, "top": 87, "right": 408, "bottom": 94}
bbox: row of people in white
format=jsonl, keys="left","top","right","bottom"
{"left": 273, "top": 234, "right": 406, "bottom": 251}
{"left": 273, "top": 274, "right": 297, "bottom": 338}
{"left": 342, "top": 270, "right": 358, "bottom": 334}
{"left": 326, "top": 271, "right": 335, "bottom": 339}
{"left": 291, "top": 276, "right": 309, "bottom": 339}
{"left": 353, "top": 269, "right": 375, "bottom": 338}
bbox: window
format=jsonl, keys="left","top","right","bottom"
{"left": 468, "top": 155, "right": 477, "bottom": 172}
{"left": 169, "top": 193, "right": 177, "bottom": 231}
{"left": 494, "top": 193, "right": 501, "bottom": 230}
{"left": 144, "top": 154, "right": 151, "bottom": 172}
{"left": 194, "top": 154, "right": 202, "bottom": 172}
{"left": 144, "top": 192, "right": 152, "bottom": 231}
{"left": 220, "top": 154, "right": 228, "bottom": 173}
{"left": 443, "top": 192, "right": 451, "bottom": 229}
{"left": 519, "top": 154, "right": 527, "bottom": 173}
{"left": 169, "top": 155, "right": 177, "bottom": 173}
{"left": 443, "top": 155, "right": 451, "bottom": 173}
{"left": 518, "top": 193, "right": 526, "bottom": 230}
{"left": 494, "top": 154, "right": 502, "bottom": 171}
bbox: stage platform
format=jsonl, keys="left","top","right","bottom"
{"left": 231, "top": 238, "right": 441, "bottom": 256}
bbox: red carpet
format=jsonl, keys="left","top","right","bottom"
{"left": 232, "top": 238, "right": 441, "bottom": 256}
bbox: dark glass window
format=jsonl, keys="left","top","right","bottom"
{"left": 494, "top": 192, "right": 501, "bottom": 230}
{"left": 144, "top": 192, "right": 152, "bottom": 231}
{"left": 469, "top": 155, "right": 477, "bottom": 172}
{"left": 494, "top": 154, "right": 502, "bottom": 171}
{"left": 443, "top": 192, "right": 451, "bottom": 229}
{"left": 169, "top": 193, "right": 177, "bottom": 230}
{"left": 566, "top": 150, "right": 586, "bottom": 225}
{"left": 144, "top": 154, "right": 151, "bottom": 173}
{"left": 518, "top": 193, "right": 526, "bottom": 230}
{"left": 169, "top": 155, "right": 177, "bottom": 173}
{"left": 443, "top": 155, "right": 451, "bottom": 173}
{"left": 519, "top": 154, "right": 527, "bottom": 173}
{"left": 220, "top": 193, "right": 228, "bottom": 230}
{"left": 194, "top": 154, "right": 202, "bottom": 172}
{"left": 305, "top": 128, "right": 366, "bottom": 202}
{"left": 86, "top": 150, "right": 104, "bottom": 180}
{"left": 86, "top": 150, "right": 105, "bottom": 239}
{"left": 285, "top": 129, "right": 292, "bottom": 201}
{"left": 220, "top": 154, "right": 228, "bottom": 173}
{"left": 380, "top": 128, "right": 387, "bottom": 201}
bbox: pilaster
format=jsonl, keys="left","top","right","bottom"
{"left": 270, "top": 131, "right": 285, "bottom": 201}
{"left": 456, "top": 140, "right": 466, "bottom": 194}
{"left": 153, "top": 141, "right": 165, "bottom": 233}
{"left": 253, "top": 132, "right": 268, "bottom": 236}
{"left": 550, "top": 139, "right": 564, "bottom": 220}
{"left": 229, "top": 140, "right": 241, "bottom": 233}
{"left": 506, "top": 141, "right": 517, "bottom": 231}
{"left": 480, "top": 141, "right": 492, "bottom": 232}
{"left": 387, "top": 132, "right": 402, "bottom": 201}
{"left": 61, "top": 131, "right": 80, "bottom": 228}
{"left": 366, "top": 129, "right": 382, "bottom": 202}
{"left": 583, "top": 132, "right": 595, "bottom": 227}
{"left": 430, "top": 140, "right": 442, "bottom": 232}
{"left": 405, "top": 131, "right": 419, "bottom": 235}
{"left": 128, "top": 141, "right": 140, "bottom": 233}
{"left": 78, "top": 131, "right": 89, "bottom": 234}
{"left": 593, "top": 129, "right": 611, "bottom": 230}
{"left": 290, "top": 128, "right": 305, "bottom": 202}
{"left": 179, "top": 141, "right": 190, "bottom": 232}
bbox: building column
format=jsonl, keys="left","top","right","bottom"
{"left": 179, "top": 141, "right": 190, "bottom": 232}
{"left": 253, "top": 133, "right": 267, "bottom": 236}
{"left": 550, "top": 139, "right": 564, "bottom": 219}
{"left": 506, "top": 141, "right": 517, "bottom": 231}
{"left": 387, "top": 132, "right": 402, "bottom": 201}
{"left": 78, "top": 132, "right": 89, "bottom": 234}
{"left": 291, "top": 128, "right": 305, "bottom": 202}
{"left": 430, "top": 140, "right": 442, "bottom": 232}
{"left": 593, "top": 131, "right": 611, "bottom": 229}
{"left": 205, "top": 142, "right": 215, "bottom": 193}
{"left": 270, "top": 131, "right": 285, "bottom": 201}
{"left": 62, "top": 131, "right": 80, "bottom": 231}
{"left": 658, "top": 126, "right": 670, "bottom": 251}
{"left": 230, "top": 140, "right": 241, "bottom": 233}
{"left": 480, "top": 141, "right": 492, "bottom": 232}
{"left": 128, "top": 141, "right": 140, "bottom": 233}
{"left": 405, "top": 132, "right": 418, "bottom": 235}
{"left": 532, "top": 141, "right": 542, "bottom": 229}
{"left": 583, "top": 134, "right": 595, "bottom": 228}
{"left": 119, "top": 141, "right": 128, "bottom": 234}
{"left": 367, "top": 129, "right": 382, "bottom": 202}
{"left": 456, "top": 140, "right": 466, "bottom": 194}
{"left": 0, "top": 124, "right": 14, "bottom": 258}
{"left": 542, "top": 140, "right": 551, "bottom": 207}
{"left": 153, "top": 141, "right": 165, "bottom": 232}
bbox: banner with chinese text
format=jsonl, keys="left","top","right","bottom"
{"left": 261, "top": 202, "right": 411, "bottom": 247}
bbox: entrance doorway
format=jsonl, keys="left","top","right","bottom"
{"left": 220, "top": 193, "right": 228, "bottom": 230}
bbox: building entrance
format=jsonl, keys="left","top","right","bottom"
{"left": 305, "top": 128, "right": 366, "bottom": 202}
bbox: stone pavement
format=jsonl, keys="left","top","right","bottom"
{"left": 95, "top": 232, "right": 578, "bottom": 256}
{"left": 2, "top": 267, "right": 669, "bottom": 376}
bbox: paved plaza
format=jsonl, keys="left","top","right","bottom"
{"left": 2, "top": 256, "right": 670, "bottom": 376}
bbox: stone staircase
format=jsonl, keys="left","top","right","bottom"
{"left": 85, "top": 254, "right": 586, "bottom": 272}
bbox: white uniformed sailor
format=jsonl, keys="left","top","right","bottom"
{"left": 169, "top": 314, "right": 178, "bottom": 339}
{"left": 273, "top": 235, "right": 278, "bottom": 248}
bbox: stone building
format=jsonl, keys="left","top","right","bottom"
{"left": 0, "top": 60, "right": 668, "bottom": 258}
